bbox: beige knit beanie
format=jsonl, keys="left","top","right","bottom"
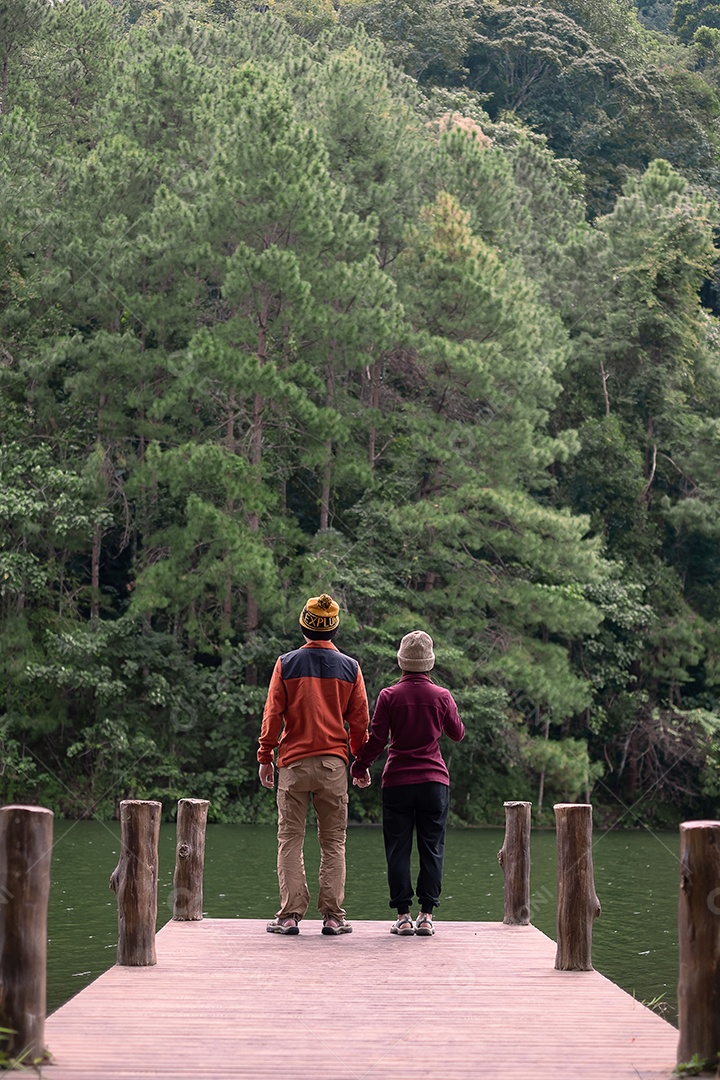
{"left": 397, "top": 630, "right": 435, "bottom": 672}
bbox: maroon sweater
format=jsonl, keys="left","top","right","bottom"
{"left": 350, "top": 673, "right": 464, "bottom": 787}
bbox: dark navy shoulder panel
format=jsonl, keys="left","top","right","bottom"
{"left": 281, "top": 647, "right": 358, "bottom": 683}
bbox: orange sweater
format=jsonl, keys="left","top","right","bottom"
{"left": 258, "top": 641, "right": 369, "bottom": 767}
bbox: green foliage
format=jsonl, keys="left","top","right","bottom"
{"left": 336, "top": 0, "right": 478, "bottom": 81}
{"left": 0, "top": 1023, "right": 50, "bottom": 1070}
{"left": 674, "top": 1052, "right": 708, "bottom": 1076}
{"left": 1, "top": 0, "right": 720, "bottom": 827}
{"left": 9, "top": 617, "right": 269, "bottom": 821}
{"left": 672, "top": 0, "right": 720, "bottom": 42}
{"left": 521, "top": 734, "right": 604, "bottom": 800}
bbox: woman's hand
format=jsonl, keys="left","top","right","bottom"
{"left": 352, "top": 770, "right": 371, "bottom": 788}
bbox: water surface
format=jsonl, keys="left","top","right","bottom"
{"left": 47, "top": 822, "right": 680, "bottom": 1024}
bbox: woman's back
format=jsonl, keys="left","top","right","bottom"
{"left": 371, "top": 672, "right": 464, "bottom": 787}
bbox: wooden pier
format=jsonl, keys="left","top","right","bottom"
{"left": 44, "top": 917, "right": 678, "bottom": 1079}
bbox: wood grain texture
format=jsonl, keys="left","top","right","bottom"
{"left": 498, "top": 800, "right": 532, "bottom": 925}
{"left": 677, "top": 819, "right": 720, "bottom": 1069}
{"left": 0, "top": 805, "right": 53, "bottom": 1062}
{"left": 45, "top": 919, "right": 677, "bottom": 1079}
{"left": 173, "top": 799, "right": 209, "bottom": 921}
{"left": 109, "top": 800, "right": 161, "bottom": 966}
{"left": 554, "top": 803, "right": 601, "bottom": 971}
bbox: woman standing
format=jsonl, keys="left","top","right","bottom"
{"left": 350, "top": 631, "right": 464, "bottom": 936}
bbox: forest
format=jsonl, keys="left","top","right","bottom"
{"left": 2, "top": 0, "right": 720, "bottom": 826}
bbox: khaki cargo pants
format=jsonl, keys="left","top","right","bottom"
{"left": 276, "top": 754, "right": 348, "bottom": 921}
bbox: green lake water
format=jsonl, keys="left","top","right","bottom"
{"left": 47, "top": 821, "right": 680, "bottom": 1024}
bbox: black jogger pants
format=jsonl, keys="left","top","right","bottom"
{"left": 381, "top": 781, "right": 450, "bottom": 914}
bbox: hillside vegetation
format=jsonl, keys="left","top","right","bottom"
{"left": 2, "top": 0, "right": 720, "bottom": 825}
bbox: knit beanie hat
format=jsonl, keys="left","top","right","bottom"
{"left": 397, "top": 630, "right": 435, "bottom": 672}
{"left": 299, "top": 593, "right": 340, "bottom": 637}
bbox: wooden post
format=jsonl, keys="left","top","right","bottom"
{"left": 0, "top": 805, "right": 53, "bottom": 1064}
{"left": 554, "top": 803, "right": 601, "bottom": 971}
{"left": 109, "top": 799, "right": 161, "bottom": 966}
{"left": 677, "top": 820, "right": 720, "bottom": 1070}
{"left": 497, "top": 800, "right": 532, "bottom": 925}
{"left": 173, "top": 798, "right": 210, "bottom": 921}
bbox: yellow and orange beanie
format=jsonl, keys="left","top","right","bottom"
{"left": 299, "top": 593, "right": 340, "bottom": 638}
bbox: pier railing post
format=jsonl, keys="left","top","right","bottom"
{"left": 0, "top": 805, "right": 53, "bottom": 1065}
{"left": 498, "top": 800, "right": 532, "bottom": 925}
{"left": 554, "top": 803, "right": 600, "bottom": 971}
{"left": 677, "top": 819, "right": 720, "bottom": 1071}
{"left": 109, "top": 799, "right": 161, "bottom": 966}
{"left": 173, "top": 798, "right": 210, "bottom": 921}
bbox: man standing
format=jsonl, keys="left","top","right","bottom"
{"left": 258, "top": 593, "right": 369, "bottom": 935}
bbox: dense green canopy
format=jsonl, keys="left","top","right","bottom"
{"left": 1, "top": 0, "right": 720, "bottom": 825}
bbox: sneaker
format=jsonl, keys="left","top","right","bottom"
{"left": 266, "top": 916, "right": 300, "bottom": 935}
{"left": 390, "top": 914, "right": 414, "bottom": 936}
{"left": 321, "top": 915, "right": 352, "bottom": 935}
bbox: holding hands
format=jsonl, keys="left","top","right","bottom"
{"left": 261, "top": 761, "right": 369, "bottom": 788}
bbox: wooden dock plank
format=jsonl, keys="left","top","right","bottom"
{"left": 45, "top": 919, "right": 678, "bottom": 1079}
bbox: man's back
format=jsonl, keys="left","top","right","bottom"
{"left": 259, "top": 640, "right": 368, "bottom": 768}
{"left": 257, "top": 594, "right": 369, "bottom": 935}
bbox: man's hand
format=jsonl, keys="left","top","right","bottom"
{"left": 352, "top": 770, "right": 371, "bottom": 789}
{"left": 258, "top": 763, "right": 275, "bottom": 789}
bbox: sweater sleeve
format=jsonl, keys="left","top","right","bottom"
{"left": 350, "top": 689, "right": 390, "bottom": 776}
{"left": 443, "top": 692, "right": 465, "bottom": 743}
{"left": 345, "top": 665, "right": 370, "bottom": 759}
{"left": 257, "top": 658, "right": 286, "bottom": 764}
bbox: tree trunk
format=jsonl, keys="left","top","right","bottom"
{"left": 222, "top": 574, "right": 233, "bottom": 638}
{"left": 537, "top": 769, "right": 545, "bottom": 816}
{"left": 371, "top": 359, "right": 381, "bottom": 405}
{"left": 319, "top": 437, "right": 332, "bottom": 531}
{"left": 0, "top": 56, "right": 8, "bottom": 117}
{"left": 554, "top": 803, "right": 601, "bottom": 971}
{"left": 0, "top": 805, "right": 53, "bottom": 1063}
{"left": 677, "top": 820, "right": 720, "bottom": 1070}
{"left": 599, "top": 360, "right": 610, "bottom": 416}
{"left": 644, "top": 415, "right": 654, "bottom": 472}
{"left": 245, "top": 589, "right": 259, "bottom": 687}
{"left": 221, "top": 388, "right": 237, "bottom": 637}
{"left": 173, "top": 799, "right": 210, "bottom": 921}
{"left": 627, "top": 734, "right": 638, "bottom": 797}
{"left": 109, "top": 800, "right": 161, "bottom": 966}
{"left": 320, "top": 362, "right": 335, "bottom": 531}
{"left": 497, "top": 801, "right": 532, "bottom": 925}
{"left": 245, "top": 386, "right": 263, "bottom": 667}
{"left": 367, "top": 360, "right": 380, "bottom": 468}
{"left": 250, "top": 394, "right": 263, "bottom": 470}
{"left": 16, "top": 538, "right": 27, "bottom": 613}
{"left": 537, "top": 717, "right": 550, "bottom": 815}
{"left": 244, "top": 305, "right": 267, "bottom": 657}
{"left": 91, "top": 522, "right": 102, "bottom": 622}
{"left": 226, "top": 386, "right": 236, "bottom": 449}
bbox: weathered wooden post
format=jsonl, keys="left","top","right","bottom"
{"left": 554, "top": 803, "right": 601, "bottom": 971}
{"left": 497, "top": 800, "right": 532, "bottom": 925}
{"left": 173, "top": 798, "right": 210, "bottom": 921}
{"left": 677, "top": 820, "right": 720, "bottom": 1071}
{"left": 109, "top": 799, "right": 161, "bottom": 966}
{"left": 0, "top": 805, "right": 53, "bottom": 1064}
